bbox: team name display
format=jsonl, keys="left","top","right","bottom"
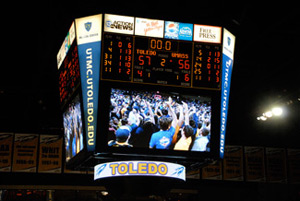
{"left": 94, "top": 161, "right": 186, "bottom": 181}
{"left": 110, "top": 162, "right": 168, "bottom": 175}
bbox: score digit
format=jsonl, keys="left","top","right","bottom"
{"left": 161, "top": 59, "right": 166, "bottom": 66}
{"left": 178, "top": 59, "right": 190, "bottom": 69}
{"left": 101, "top": 33, "right": 133, "bottom": 81}
{"left": 138, "top": 55, "right": 151, "bottom": 66}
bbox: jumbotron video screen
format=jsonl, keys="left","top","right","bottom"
{"left": 57, "top": 13, "right": 235, "bottom": 166}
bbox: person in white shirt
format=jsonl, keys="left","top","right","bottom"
{"left": 191, "top": 127, "right": 210, "bottom": 152}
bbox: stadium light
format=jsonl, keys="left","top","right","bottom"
{"left": 257, "top": 107, "right": 283, "bottom": 121}
{"left": 272, "top": 107, "right": 283, "bottom": 116}
{"left": 260, "top": 116, "right": 267, "bottom": 121}
{"left": 265, "top": 111, "right": 273, "bottom": 118}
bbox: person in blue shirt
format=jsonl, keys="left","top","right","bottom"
{"left": 149, "top": 98, "right": 178, "bottom": 149}
{"left": 149, "top": 116, "right": 175, "bottom": 149}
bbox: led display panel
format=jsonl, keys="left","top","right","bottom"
{"left": 101, "top": 33, "right": 222, "bottom": 89}
{"left": 57, "top": 13, "right": 235, "bottom": 165}
{"left": 107, "top": 87, "right": 212, "bottom": 152}
{"left": 63, "top": 94, "right": 84, "bottom": 162}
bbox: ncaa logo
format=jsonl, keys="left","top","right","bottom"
{"left": 85, "top": 22, "right": 92, "bottom": 32}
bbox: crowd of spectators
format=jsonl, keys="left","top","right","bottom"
{"left": 108, "top": 88, "right": 211, "bottom": 152}
{"left": 63, "top": 95, "right": 84, "bottom": 161}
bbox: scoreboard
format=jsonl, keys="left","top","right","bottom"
{"left": 101, "top": 16, "right": 222, "bottom": 90}
{"left": 102, "top": 34, "right": 221, "bottom": 89}
{"left": 57, "top": 23, "right": 79, "bottom": 108}
{"left": 57, "top": 13, "right": 235, "bottom": 166}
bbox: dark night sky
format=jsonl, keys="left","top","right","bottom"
{"left": 1, "top": 1, "right": 299, "bottom": 148}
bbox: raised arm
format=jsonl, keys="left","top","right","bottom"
{"left": 171, "top": 104, "right": 184, "bottom": 144}
{"left": 178, "top": 103, "right": 184, "bottom": 128}
{"left": 166, "top": 97, "right": 177, "bottom": 128}
{"left": 145, "top": 100, "right": 155, "bottom": 124}
{"left": 182, "top": 101, "right": 189, "bottom": 126}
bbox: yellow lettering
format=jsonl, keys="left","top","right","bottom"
{"left": 148, "top": 163, "right": 157, "bottom": 174}
{"left": 110, "top": 164, "right": 118, "bottom": 175}
{"left": 158, "top": 164, "right": 168, "bottom": 175}
{"left": 128, "top": 163, "right": 137, "bottom": 174}
{"left": 138, "top": 163, "right": 147, "bottom": 174}
{"left": 118, "top": 163, "right": 128, "bottom": 174}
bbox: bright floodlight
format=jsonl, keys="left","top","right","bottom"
{"left": 272, "top": 107, "right": 283, "bottom": 116}
{"left": 265, "top": 111, "right": 273, "bottom": 118}
{"left": 260, "top": 116, "right": 267, "bottom": 121}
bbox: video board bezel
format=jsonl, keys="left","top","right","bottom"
{"left": 95, "top": 80, "right": 221, "bottom": 160}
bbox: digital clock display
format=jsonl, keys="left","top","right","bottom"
{"left": 100, "top": 17, "right": 222, "bottom": 90}
{"left": 133, "top": 37, "right": 192, "bottom": 87}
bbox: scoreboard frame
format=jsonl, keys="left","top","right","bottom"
{"left": 100, "top": 15, "right": 223, "bottom": 90}
{"left": 57, "top": 13, "right": 235, "bottom": 169}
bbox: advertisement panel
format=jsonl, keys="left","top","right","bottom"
{"left": 104, "top": 14, "right": 134, "bottom": 34}
{"left": 186, "top": 169, "right": 200, "bottom": 179}
{"left": 164, "top": 21, "right": 193, "bottom": 41}
{"left": 0, "top": 133, "right": 13, "bottom": 172}
{"left": 193, "top": 25, "right": 222, "bottom": 43}
{"left": 201, "top": 160, "right": 222, "bottom": 180}
{"left": 57, "top": 22, "right": 75, "bottom": 69}
{"left": 287, "top": 149, "right": 300, "bottom": 184}
{"left": 219, "top": 28, "right": 235, "bottom": 158}
{"left": 223, "top": 146, "right": 243, "bottom": 181}
{"left": 75, "top": 14, "right": 102, "bottom": 151}
{"left": 244, "top": 146, "right": 266, "bottom": 182}
{"left": 94, "top": 161, "right": 186, "bottom": 181}
{"left": 135, "top": 18, "right": 164, "bottom": 38}
{"left": 38, "top": 135, "right": 63, "bottom": 173}
{"left": 265, "top": 148, "right": 287, "bottom": 183}
{"left": 12, "top": 134, "right": 38, "bottom": 172}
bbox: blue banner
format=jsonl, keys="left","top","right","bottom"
{"left": 77, "top": 42, "right": 101, "bottom": 152}
{"left": 75, "top": 14, "right": 102, "bottom": 152}
{"left": 219, "top": 54, "right": 233, "bottom": 158}
{"left": 220, "top": 29, "right": 235, "bottom": 159}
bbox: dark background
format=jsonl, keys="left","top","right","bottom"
{"left": 0, "top": 1, "right": 299, "bottom": 200}
{"left": 1, "top": 2, "right": 299, "bottom": 147}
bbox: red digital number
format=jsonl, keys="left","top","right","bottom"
{"left": 137, "top": 70, "right": 143, "bottom": 77}
{"left": 178, "top": 59, "right": 190, "bottom": 69}
{"left": 138, "top": 55, "right": 151, "bottom": 66}
{"left": 184, "top": 74, "right": 190, "bottom": 82}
